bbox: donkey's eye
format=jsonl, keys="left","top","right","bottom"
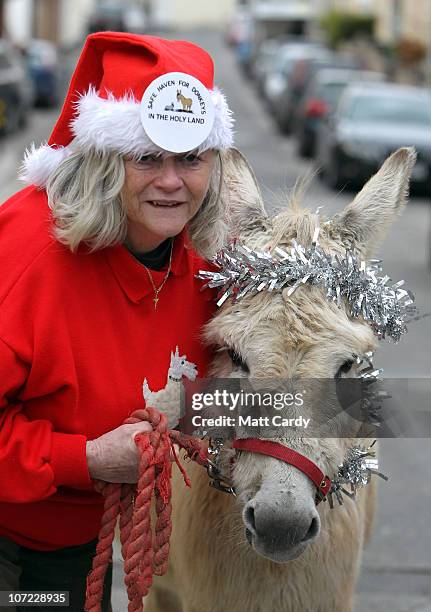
{"left": 227, "top": 348, "right": 249, "bottom": 373}
{"left": 335, "top": 359, "right": 355, "bottom": 379}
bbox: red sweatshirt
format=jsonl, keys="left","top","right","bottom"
{"left": 0, "top": 186, "right": 217, "bottom": 551}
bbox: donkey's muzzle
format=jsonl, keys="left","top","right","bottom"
{"left": 243, "top": 500, "right": 320, "bottom": 562}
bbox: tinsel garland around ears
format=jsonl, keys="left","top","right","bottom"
{"left": 197, "top": 228, "right": 417, "bottom": 342}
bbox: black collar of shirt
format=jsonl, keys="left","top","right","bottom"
{"left": 127, "top": 237, "right": 173, "bottom": 271}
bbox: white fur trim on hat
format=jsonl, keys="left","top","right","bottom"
{"left": 19, "top": 87, "right": 234, "bottom": 187}
{"left": 19, "top": 142, "right": 71, "bottom": 187}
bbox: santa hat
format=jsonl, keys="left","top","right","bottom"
{"left": 20, "top": 31, "right": 234, "bottom": 187}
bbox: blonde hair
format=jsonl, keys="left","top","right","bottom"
{"left": 46, "top": 149, "right": 227, "bottom": 259}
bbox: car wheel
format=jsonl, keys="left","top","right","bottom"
{"left": 298, "top": 135, "right": 313, "bottom": 158}
{"left": 324, "top": 154, "right": 343, "bottom": 190}
{"left": 276, "top": 115, "right": 291, "bottom": 135}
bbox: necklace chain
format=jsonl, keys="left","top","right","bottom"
{"left": 142, "top": 240, "right": 174, "bottom": 309}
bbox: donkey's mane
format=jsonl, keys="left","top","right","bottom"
{"left": 247, "top": 204, "right": 345, "bottom": 263}
{"left": 230, "top": 169, "right": 345, "bottom": 259}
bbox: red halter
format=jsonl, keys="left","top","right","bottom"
{"left": 232, "top": 438, "right": 332, "bottom": 503}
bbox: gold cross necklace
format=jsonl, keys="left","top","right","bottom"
{"left": 142, "top": 240, "right": 174, "bottom": 309}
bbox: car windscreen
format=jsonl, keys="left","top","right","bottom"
{"left": 342, "top": 92, "right": 431, "bottom": 125}
{"left": 317, "top": 81, "right": 347, "bottom": 106}
{"left": 271, "top": 52, "right": 296, "bottom": 75}
{"left": 272, "top": 47, "right": 319, "bottom": 75}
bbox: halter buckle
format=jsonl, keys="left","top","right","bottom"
{"left": 206, "top": 438, "right": 236, "bottom": 496}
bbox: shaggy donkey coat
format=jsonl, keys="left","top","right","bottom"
{"left": 145, "top": 147, "right": 416, "bottom": 612}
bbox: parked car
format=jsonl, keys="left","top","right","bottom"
{"left": 295, "top": 68, "right": 385, "bottom": 158}
{"left": 274, "top": 53, "right": 361, "bottom": 134}
{"left": 26, "top": 39, "right": 61, "bottom": 107}
{"left": 316, "top": 82, "right": 431, "bottom": 191}
{"left": 0, "top": 40, "right": 33, "bottom": 134}
{"left": 262, "top": 41, "right": 328, "bottom": 111}
{"left": 87, "top": 2, "right": 126, "bottom": 33}
{"left": 252, "top": 37, "right": 285, "bottom": 93}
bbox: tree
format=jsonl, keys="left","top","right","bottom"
{"left": 320, "top": 10, "right": 375, "bottom": 49}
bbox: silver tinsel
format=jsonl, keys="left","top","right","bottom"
{"left": 197, "top": 231, "right": 416, "bottom": 342}
{"left": 356, "top": 351, "right": 390, "bottom": 426}
{"left": 326, "top": 440, "right": 388, "bottom": 508}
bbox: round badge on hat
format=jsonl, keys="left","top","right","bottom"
{"left": 140, "top": 71, "right": 215, "bottom": 153}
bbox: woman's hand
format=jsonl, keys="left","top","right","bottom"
{"left": 86, "top": 422, "right": 153, "bottom": 483}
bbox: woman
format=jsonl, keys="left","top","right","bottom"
{"left": 0, "top": 31, "right": 233, "bottom": 610}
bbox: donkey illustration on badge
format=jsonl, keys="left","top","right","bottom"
{"left": 142, "top": 346, "right": 197, "bottom": 428}
{"left": 176, "top": 90, "right": 193, "bottom": 112}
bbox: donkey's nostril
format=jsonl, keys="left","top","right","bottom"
{"left": 244, "top": 502, "right": 320, "bottom": 556}
{"left": 244, "top": 504, "right": 256, "bottom": 533}
{"left": 302, "top": 516, "right": 319, "bottom": 543}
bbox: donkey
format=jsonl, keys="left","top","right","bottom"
{"left": 146, "top": 147, "right": 416, "bottom": 612}
{"left": 176, "top": 90, "right": 193, "bottom": 111}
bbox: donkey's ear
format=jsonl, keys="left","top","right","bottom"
{"left": 329, "top": 147, "right": 416, "bottom": 257}
{"left": 220, "top": 148, "right": 269, "bottom": 239}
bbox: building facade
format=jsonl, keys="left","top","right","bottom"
{"left": 315, "top": 0, "right": 375, "bottom": 14}
{"left": 375, "top": 0, "right": 431, "bottom": 49}
{"left": 3, "top": 0, "right": 96, "bottom": 48}
{"left": 150, "top": 0, "right": 236, "bottom": 29}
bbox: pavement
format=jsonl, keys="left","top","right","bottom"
{"left": 0, "top": 30, "right": 429, "bottom": 612}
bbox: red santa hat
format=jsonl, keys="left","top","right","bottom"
{"left": 20, "top": 31, "right": 234, "bottom": 187}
